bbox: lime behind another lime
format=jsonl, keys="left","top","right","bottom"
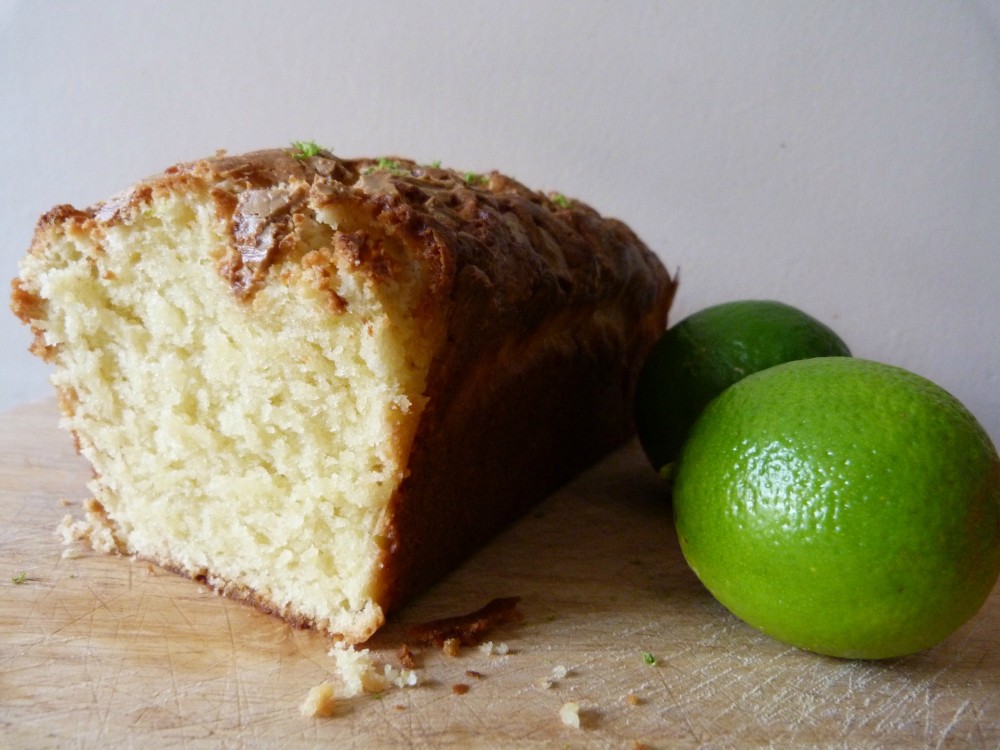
{"left": 634, "top": 300, "right": 851, "bottom": 474}
{"left": 673, "top": 356, "right": 1000, "bottom": 660}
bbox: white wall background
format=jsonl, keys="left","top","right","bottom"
{"left": 2, "top": 1, "right": 998, "bottom": 444}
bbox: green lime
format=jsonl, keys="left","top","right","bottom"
{"left": 634, "top": 300, "right": 850, "bottom": 474}
{"left": 673, "top": 357, "right": 1000, "bottom": 659}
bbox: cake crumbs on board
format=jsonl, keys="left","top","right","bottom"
{"left": 328, "top": 643, "right": 420, "bottom": 697}
{"left": 407, "top": 596, "right": 522, "bottom": 651}
{"left": 303, "top": 644, "right": 422, "bottom": 718}
{"left": 559, "top": 701, "right": 581, "bottom": 729}
{"left": 56, "top": 498, "right": 120, "bottom": 555}
{"left": 299, "top": 682, "right": 338, "bottom": 718}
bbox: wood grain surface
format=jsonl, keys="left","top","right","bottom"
{"left": 2, "top": 399, "right": 999, "bottom": 749}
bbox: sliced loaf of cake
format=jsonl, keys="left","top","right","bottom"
{"left": 11, "top": 147, "right": 676, "bottom": 642}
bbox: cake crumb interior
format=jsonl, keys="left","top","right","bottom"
{"left": 27, "top": 189, "right": 433, "bottom": 637}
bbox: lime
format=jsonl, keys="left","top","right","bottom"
{"left": 634, "top": 300, "right": 850, "bottom": 474}
{"left": 673, "top": 357, "right": 1000, "bottom": 659}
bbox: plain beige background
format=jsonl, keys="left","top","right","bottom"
{"left": 2, "top": 1, "right": 998, "bottom": 443}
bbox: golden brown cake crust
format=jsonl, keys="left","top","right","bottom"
{"left": 15, "top": 147, "right": 670, "bottom": 364}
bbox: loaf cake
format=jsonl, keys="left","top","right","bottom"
{"left": 11, "top": 146, "right": 676, "bottom": 643}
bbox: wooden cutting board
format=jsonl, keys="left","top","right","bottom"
{"left": 2, "top": 399, "right": 998, "bottom": 748}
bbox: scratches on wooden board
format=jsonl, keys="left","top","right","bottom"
{"left": 2, "top": 401, "right": 999, "bottom": 747}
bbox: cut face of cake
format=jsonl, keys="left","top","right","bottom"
{"left": 11, "top": 148, "right": 676, "bottom": 643}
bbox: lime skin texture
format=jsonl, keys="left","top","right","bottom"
{"left": 634, "top": 300, "right": 851, "bottom": 473}
{"left": 673, "top": 357, "right": 1000, "bottom": 660}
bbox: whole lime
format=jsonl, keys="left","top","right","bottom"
{"left": 634, "top": 300, "right": 850, "bottom": 474}
{"left": 673, "top": 357, "right": 1000, "bottom": 659}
